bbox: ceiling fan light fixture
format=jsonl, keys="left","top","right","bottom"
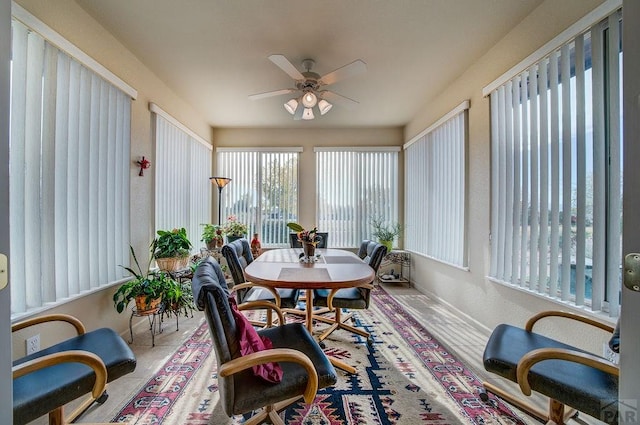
{"left": 318, "top": 99, "right": 333, "bottom": 115}
{"left": 301, "top": 91, "right": 317, "bottom": 108}
{"left": 284, "top": 98, "right": 298, "bottom": 115}
{"left": 302, "top": 108, "right": 315, "bottom": 120}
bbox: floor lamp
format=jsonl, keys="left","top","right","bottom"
{"left": 210, "top": 177, "right": 232, "bottom": 225}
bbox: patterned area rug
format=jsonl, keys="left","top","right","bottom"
{"left": 113, "top": 286, "right": 527, "bottom": 424}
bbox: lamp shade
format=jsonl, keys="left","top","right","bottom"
{"left": 301, "top": 91, "right": 317, "bottom": 108}
{"left": 318, "top": 99, "right": 333, "bottom": 115}
{"left": 210, "top": 177, "right": 231, "bottom": 188}
{"left": 284, "top": 98, "right": 298, "bottom": 115}
{"left": 302, "top": 108, "right": 315, "bottom": 120}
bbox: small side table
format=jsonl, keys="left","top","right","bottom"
{"left": 129, "top": 306, "right": 163, "bottom": 347}
{"left": 378, "top": 250, "right": 411, "bottom": 285}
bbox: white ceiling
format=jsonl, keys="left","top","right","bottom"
{"left": 74, "top": 0, "right": 543, "bottom": 129}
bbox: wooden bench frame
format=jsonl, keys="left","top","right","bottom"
{"left": 12, "top": 314, "right": 129, "bottom": 425}
{"left": 482, "top": 310, "right": 619, "bottom": 425}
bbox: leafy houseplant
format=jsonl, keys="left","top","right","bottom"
{"left": 370, "top": 217, "right": 403, "bottom": 252}
{"left": 223, "top": 215, "right": 248, "bottom": 242}
{"left": 287, "top": 222, "right": 322, "bottom": 258}
{"left": 114, "top": 245, "right": 175, "bottom": 314}
{"left": 201, "top": 223, "right": 224, "bottom": 249}
{"left": 154, "top": 228, "right": 192, "bottom": 271}
{"left": 287, "top": 222, "right": 321, "bottom": 245}
{"left": 162, "top": 280, "right": 195, "bottom": 318}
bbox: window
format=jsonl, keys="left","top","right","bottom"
{"left": 152, "top": 103, "right": 212, "bottom": 247}
{"left": 217, "top": 148, "right": 301, "bottom": 247}
{"left": 10, "top": 12, "right": 136, "bottom": 317}
{"left": 404, "top": 102, "right": 469, "bottom": 267}
{"left": 315, "top": 147, "right": 400, "bottom": 248}
{"left": 486, "top": 7, "right": 622, "bottom": 317}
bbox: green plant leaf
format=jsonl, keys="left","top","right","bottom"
{"left": 286, "top": 222, "right": 304, "bottom": 232}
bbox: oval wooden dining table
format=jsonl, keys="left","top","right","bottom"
{"left": 244, "top": 248, "right": 375, "bottom": 373}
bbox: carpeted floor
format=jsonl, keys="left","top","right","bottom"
{"left": 110, "top": 285, "right": 528, "bottom": 424}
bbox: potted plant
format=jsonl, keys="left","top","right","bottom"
{"left": 287, "top": 222, "right": 322, "bottom": 258}
{"left": 370, "top": 217, "right": 403, "bottom": 252}
{"left": 114, "top": 245, "right": 173, "bottom": 314}
{"left": 222, "top": 215, "right": 248, "bottom": 243}
{"left": 154, "top": 227, "right": 192, "bottom": 271}
{"left": 162, "top": 279, "right": 195, "bottom": 318}
{"left": 201, "top": 223, "right": 224, "bottom": 249}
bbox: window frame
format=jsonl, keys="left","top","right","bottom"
{"left": 216, "top": 147, "right": 302, "bottom": 248}
{"left": 10, "top": 10, "right": 135, "bottom": 319}
{"left": 152, "top": 103, "right": 212, "bottom": 248}
{"left": 315, "top": 147, "right": 400, "bottom": 249}
{"left": 403, "top": 101, "right": 469, "bottom": 268}
{"left": 485, "top": 4, "right": 622, "bottom": 318}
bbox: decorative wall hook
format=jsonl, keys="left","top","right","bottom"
{"left": 136, "top": 156, "right": 151, "bottom": 176}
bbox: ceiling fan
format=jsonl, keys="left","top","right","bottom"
{"left": 248, "top": 54, "right": 367, "bottom": 120}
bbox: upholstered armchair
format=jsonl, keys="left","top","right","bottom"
{"left": 191, "top": 256, "right": 337, "bottom": 425}
{"left": 222, "top": 238, "right": 299, "bottom": 326}
{"left": 313, "top": 240, "right": 387, "bottom": 343}
{"left": 12, "top": 314, "right": 136, "bottom": 425}
{"left": 482, "top": 310, "right": 619, "bottom": 424}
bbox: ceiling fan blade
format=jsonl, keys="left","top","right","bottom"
{"left": 268, "top": 54, "right": 305, "bottom": 80}
{"left": 318, "top": 59, "right": 367, "bottom": 86}
{"left": 321, "top": 90, "right": 359, "bottom": 109}
{"left": 248, "top": 88, "right": 297, "bottom": 101}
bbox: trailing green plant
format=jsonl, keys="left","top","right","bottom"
{"left": 163, "top": 280, "right": 195, "bottom": 318}
{"left": 154, "top": 227, "right": 192, "bottom": 258}
{"left": 113, "top": 244, "right": 177, "bottom": 313}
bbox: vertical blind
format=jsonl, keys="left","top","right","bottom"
{"left": 315, "top": 148, "right": 400, "bottom": 248}
{"left": 153, "top": 106, "right": 212, "bottom": 249}
{"left": 217, "top": 148, "right": 300, "bottom": 247}
{"left": 10, "top": 19, "right": 131, "bottom": 315}
{"left": 487, "top": 9, "right": 622, "bottom": 317}
{"left": 404, "top": 102, "right": 468, "bottom": 267}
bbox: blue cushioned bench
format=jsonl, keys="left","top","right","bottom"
{"left": 12, "top": 314, "right": 136, "bottom": 425}
{"left": 481, "top": 310, "right": 618, "bottom": 425}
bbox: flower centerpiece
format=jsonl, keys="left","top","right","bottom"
{"left": 287, "top": 222, "right": 321, "bottom": 258}
{"left": 223, "top": 215, "right": 248, "bottom": 243}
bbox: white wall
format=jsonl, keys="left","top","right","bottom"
{"left": 404, "top": 0, "right": 613, "bottom": 349}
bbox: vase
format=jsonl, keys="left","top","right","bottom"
{"left": 302, "top": 242, "right": 316, "bottom": 258}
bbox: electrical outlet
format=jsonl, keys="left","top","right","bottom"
{"left": 26, "top": 334, "right": 40, "bottom": 355}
